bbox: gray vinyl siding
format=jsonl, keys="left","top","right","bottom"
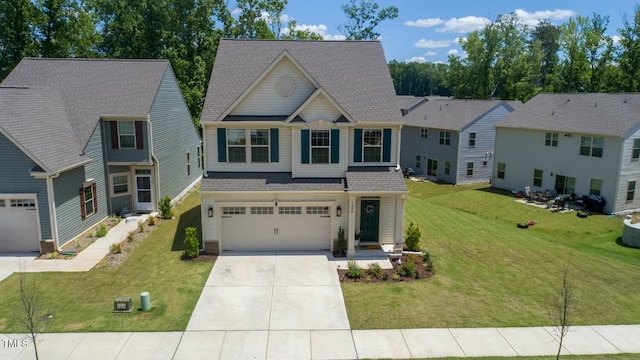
{"left": 400, "top": 126, "right": 427, "bottom": 176}
{"left": 456, "top": 105, "right": 510, "bottom": 184}
{"left": 54, "top": 125, "right": 108, "bottom": 246}
{"left": 149, "top": 66, "right": 201, "bottom": 201}
{"left": 399, "top": 126, "right": 458, "bottom": 182}
{"left": 615, "top": 126, "right": 640, "bottom": 213}
{"left": 103, "top": 120, "right": 151, "bottom": 163}
{"left": 0, "top": 133, "right": 51, "bottom": 240}
{"left": 107, "top": 165, "right": 133, "bottom": 216}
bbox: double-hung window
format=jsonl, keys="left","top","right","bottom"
{"left": 363, "top": 129, "right": 382, "bottom": 162}
{"left": 590, "top": 178, "right": 602, "bottom": 196}
{"left": 633, "top": 139, "right": 640, "bottom": 161}
{"left": 533, "top": 169, "right": 543, "bottom": 187}
{"left": 497, "top": 163, "right": 506, "bottom": 179}
{"left": 250, "top": 129, "right": 269, "bottom": 163}
{"left": 466, "top": 162, "right": 474, "bottom": 177}
{"left": 545, "top": 132, "right": 558, "bottom": 147}
{"left": 439, "top": 131, "right": 451, "bottom": 145}
{"left": 110, "top": 173, "right": 130, "bottom": 196}
{"left": 468, "top": 132, "right": 476, "bottom": 147}
{"left": 628, "top": 181, "right": 636, "bottom": 202}
{"left": 118, "top": 121, "right": 136, "bottom": 149}
{"left": 580, "top": 136, "right": 604, "bottom": 157}
{"left": 311, "top": 130, "right": 330, "bottom": 164}
{"left": 227, "top": 129, "right": 247, "bottom": 162}
{"left": 80, "top": 182, "right": 97, "bottom": 220}
{"left": 420, "top": 129, "right": 428, "bottom": 138}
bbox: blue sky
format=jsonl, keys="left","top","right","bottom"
{"left": 271, "top": 0, "right": 640, "bottom": 63}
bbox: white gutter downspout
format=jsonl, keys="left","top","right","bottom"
{"left": 396, "top": 124, "right": 403, "bottom": 167}
{"left": 46, "top": 173, "right": 60, "bottom": 249}
{"left": 147, "top": 115, "right": 161, "bottom": 210}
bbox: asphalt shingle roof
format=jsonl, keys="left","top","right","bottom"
{"left": 1, "top": 58, "right": 169, "bottom": 172}
{"left": 201, "top": 172, "right": 346, "bottom": 192}
{"left": 201, "top": 39, "right": 401, "bottom": 124}
{"left": 497, "top": 93, "right": 640, "bottom": 137}
{"left": 402, "top": 99, "right": 515, "bottom": 131}
{"left": 0, "top": 87, "right": 87, "bottom": 172}
{"left": 346, "top": 167, "right": 408, "bottom": 193}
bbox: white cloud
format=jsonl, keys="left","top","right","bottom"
{"left": 514, "top": 8, "right": 576, "bottom": 27}
{"left": 447, "top": 49, "right": 459, "bottom": 56}
{"left": 424, "top": 51, "right": 437, "bottom": 56}
{"left": 414, "top": 39, "right": 453, "bottom": 48}
{"left": 231, "top": 7, "right": 241, "bottom": 16}
{"left": 406, "top": 56, "right": 427, "bottom": 63}
{"left": 438, "top": 16, "right": 490, "bottom": 33}
{"left": 404, "top": 18, "right": 444, "bottom": 28}
{"left": 292, "top": 23, "right": 346, "bottom": 40}
{"left": 612, "top": 35, "right": 621, "bottom": 45}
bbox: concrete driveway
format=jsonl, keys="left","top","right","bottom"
{"left": 187, "top": 251, "right": 350, "bottom": 331}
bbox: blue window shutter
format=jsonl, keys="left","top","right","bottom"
{"left": 270, "top": 128, "right": 279, "bottom": 162}
{"left": 354, "top": 129, "right": 363, "bottom": 163}
{"left": 330, "top": 129, "right": 340, "bottom": 164}
{"left": 383, "top": 128, "right": 392, "bottom": 162}
{"left": 301, "top": 129, "right": 310, "bottom": 164}
{"left": 217, "top": 128, "right": 227, "bottom": 162}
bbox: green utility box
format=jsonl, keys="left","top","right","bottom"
{"left": 140, "top": 292, "right": 151, "bottom": 311}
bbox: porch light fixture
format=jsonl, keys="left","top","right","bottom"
{"left": 336, "top": 206, "right": 342, "bottom": 217}
{"left": 207, "top": 206, "right": 214, "bottom": 218}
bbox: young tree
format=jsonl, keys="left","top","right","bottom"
{"left": 550, "top": 256, "right": 574, "bottom": 360}
{"left": 0, "top": 0, "right": 38, "bottom": 79}
{"left": 339, "top": 0, "right": 398, "bottom": 40}
{"left": 618, "top": 5, "right": 640, "bottom": 91}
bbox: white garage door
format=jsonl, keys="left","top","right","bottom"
{"left": 221, "top": 204, "right": 331, "bottom": 251}
{"left": 0, "top": 197, "right": 40, "bottom": 252}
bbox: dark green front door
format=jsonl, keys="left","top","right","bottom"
{"left": 360, "top": 199, "right": 380, "bottom": 242}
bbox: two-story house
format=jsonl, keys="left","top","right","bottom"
{"left": 0, "top": 59, "right": 201, "bottom": 252}
{"left": 493, "top": 93, "right": 640, "bottom": 214}
{"left": 200, "top": 39, "right": 407, "bottom": 255}
{"left": 400, "top": 98, "right": 518, "bottom": 184}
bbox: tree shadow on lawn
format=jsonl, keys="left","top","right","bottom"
{"left": 475, "top": 186, "right": 514, "bottom": 197}
{"left": 171, "top": 205, "right": 202, "bottom": 252}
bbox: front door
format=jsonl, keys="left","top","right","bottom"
{"left": 360, "top": 199, "right": 380, "bottom": 242}
{"left": 135, "top": 169, "right": 153, "bottom": 212}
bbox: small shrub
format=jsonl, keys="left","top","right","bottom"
{"left": 96, "top": 223, "right": 108, "bottom": 238}
{"left": 127, "top": 231, "right": 135, "bottom": 242}
{"left": 392, "top": 274, "right": 400, "bottom": 281}
{"left": 381, "top": 273, "right": 389, "bottom": 281}
{"left": 407, "top": 253, "right": 422, "bottom": 265}
{"left": 147, "top": 216, "right": 156, "bottom": 226}
{"left": 415, "top": 271, "right": 421, "bottom": 279}
{"left": 368, "top": 262, "right": 383, "bottom": 278}
{"left": 138, "top": 220, "right": 145, "bottom": 233}
{"left": 159, "top": 195, "right": 173, "bottom": 219}
{"left": 346, "top": 259, "right": 364, "bottom": 279}
{"left": 422, "top": 251, "right": 430, "bottom": 262}
{"left": 109, "top": 243, "right": 122, "bottom": 254}
{"left": 404, "top": 222, "right": 422, "bottom": 251}
{"left": 336, "top": 226, "right": 346, "bottom": 255}
{"left": 74, "top": 239, "right": 81, "bottom": 250}
{"left": 184, "top": 227, "right": 200, "bottom": 259}
{"left": 425, "top": 260, "right": 433, "bottom": 272}
{"left": 46, "top": 252, "right": 57, "bottom": 259}
{"left": 399, "top": 260, "right": 417, "bottom": 278}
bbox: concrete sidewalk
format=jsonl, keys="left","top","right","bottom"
{"left": 0, "top": 214, "right": 153, "bottom": 281}
{"left": 2, "top": 325, "right": 640, "bottom": 359}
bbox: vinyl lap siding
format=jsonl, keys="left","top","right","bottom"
{"left": 54, "top": 126, "right": 108, "bottom": 246}
{"left": 103, "top": 121, "right": 150, "bottom": 163}
{"left": 348, "top": 126, "right": 399, "bottom": 167}
{"left": 150, "top": 67, "right": 202, "bottom": 202}
{"left": 380, "top": 196, "right": 396, "bottom": 244}
{"left": 299, "top": 95, "right": 341, "bottom": 122}
{"left": 615, "top": 129, "right": 640, "bottom": 213}
{"left": 399, "top": 126, "right": 427, "bottom": 176}
{"left": 294, "top": 127, "right": 346, "bottom": 178}
{"left": 230, "top": 57, "right": 315, "bottom": 116}
{"left": 0, "top": 133, "right": 51, "bottom": 240}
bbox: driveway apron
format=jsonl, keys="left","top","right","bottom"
{"left": 186, "top": 251, "right": 350, "bottom": 332}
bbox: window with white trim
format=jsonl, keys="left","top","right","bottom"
{"left": 590, "top": 178, "right": 602, "bottom": 196}
{"left": 227, "top": 129, "right": 247, "bottom": 163}
{"left": 439, "top": 130, "right": 451, "bottom": 145}
{"left": 222, "top": 207, "right": 245, "bottom": 215}
{"left": 497, "top": 163, "right": 505, "bottom": 179}
{"left": 427, "top": 159, "right": 437, "bottom": 176}
{"left": 580, "top": 136, "right": 604, "bottom": 157}
{"left": 306, "top": 206, "right": 329, "bottom": 215}
{"left": 415, "top": 155, "right": 421, "bottom": 168}
{"left": 187, "top": 152, "right": 191, "bottom": 176}
{"left": 81, "top": 182, "right": 97, "bottom": 219}
{"left": 444, "top": 160, "right": 450, "bottom": 175}
{"left": 279, "top": 206, "right": 302, "bottom": 214}
{"left": 466, "top": 162, "right": 474, "bottom": 177}
{"left": 363, "top": 129, "right": 382, "bottom": 162}
{"left": 118, "top": 121, "right": 136, "bottom": 149}
{"left": 420, "top": 129, "right": 428, "bottom": 138}
{"left": 628, "top": 181, "right": 636, "bottom": 202}
{"left": 311, "top": 130, "right": 330, "bottom": 164}
{"left": 0, "top": 199, "right": 4, "bottom": 207}
{"left": 632, "top": 139, "right": 640, "bottom": 161}
{"left": 545, "top": 132, "right": 558, "bottom": 147}
{"left": 251, "top": 206, "right": 273, "bottom": 215}
{"left": 110, "top": 173, "right": 130, "bottom": 196}
{"left": 533, "top": 169, "right": 543, "bottom": 187}
{"left": 250, "top": 129, "right": 269, "bottom": 163}
{"left": 468, "top": 132, "right": 476, "bottom": 147}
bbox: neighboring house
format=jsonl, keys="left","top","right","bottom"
{"left": 200, "top": 39, "right": 407, "bottom": 255}
{"left": 400, "top": 98, "right": 518, "bottom": 184}
{"left": 493, "top": 93, "right": 640, "bottom": 214}
{"left": 0, "top": 58, "right": 201, "bottom": 253}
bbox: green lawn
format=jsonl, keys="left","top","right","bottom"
{"left": 343, "top": 181, "right": 640, "bottom": 329}
{"left": 0, "top": 189, "right": 212, "bottom": 333}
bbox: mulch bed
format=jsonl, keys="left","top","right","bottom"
{"left": 337, "top": 254, "right": 435, "bottom": 283}
{"left": 37, "top": 217, "right": 122, "bottom": 260}
{"left": 94, "top": 219, "right": 160, "bottom": 269}
{"left": 183, "top": 252, "right": 218, "bottom": 262}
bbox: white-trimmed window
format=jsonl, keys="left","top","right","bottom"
{"left": 311, "top": 130, "right": 330, "bottom": 164}
{"left": 110, "top": 173, "right": 130, "bottom": 196}
{"left": 444, "top": 160, "right": 450, "bottom": 175}
{"left": 363, "top": 129, "right": 382, "bottom": 162}
{"left": 533, "top": 169, "right": 543, "bottom": 187}
{"left": 420, "top": 129, "right": 428, "bottom": 138}
{"left": 466, "top": 162, "right": 474, "bottom": 177}
{"left": 427, "top": 159, "right": 437, "bottom": 176}
{"left": 628, "top": 181, "right": 636, "bottom": 202}
{"left": 590, "top": 178, "right": 602, "bottom": 196}
{"left": 580, "top": 136, "right": 604, "bottom": 157}
{"left": 632, "top": 139, "right": 640, "bottom": 161}
{"left": 415, "top": 155, "right": 421, "bottom": 168}
{"left": 0, "top": 199, "right": 4, "bottom": 207}
{"left": 118, "top": 121, "right": 136, "bottom": 149}
{"left": 227, "top": 129, "right": 247, "bottom": 163}
{"left": 545, "top": 132, "right": 558, "bottom": 147}
{"left": 439, "top": 131, "right": 451, "bottom": 145}
{"left": 81, "top": 181, "right": 97, "bottom": 219}
{"left": 497, "top": 163, "right": 506, "bottom": 179}
{"left": 468, "top": 132, "right": 476, "bottom": 147}
{"left": 250, "top": 129, "right": 269, "bottom": 163}
{"left": 187, "top": 152, "right": 191, "bottom": 176}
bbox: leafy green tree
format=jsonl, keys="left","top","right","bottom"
{"left": 0, "top": 0, "right": 38, "bottom": 79}
{"left": 618, "top": 5, "right": 640, "bottom": 91}
{"left": 339, "top": 0, "right": 398, "bottom": 40}
{"left": 282, "top": 20, "right": 323, "bottom": 40}
{"left": 531, "top": 20, "right": 561, "bottom": 90}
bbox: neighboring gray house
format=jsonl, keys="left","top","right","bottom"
{"left": 494, "top": 93, "right": 640, "bottom": 214}
{"left": 200, "top": 39, "right": 407, "bottom": 255}
{"left": 400, "top": 98, "right": 518, "bottom": 184}
{"left": 0, "top": 58, "right": 201, "bottom": 253}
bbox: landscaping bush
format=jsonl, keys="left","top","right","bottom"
{"left": 368, "top": 262, "right": 382, "bottom": 278}
{"left": 126, "top": 231, "right": 135, "bottom": 242}
{"left": 422, "top": 251, "right": 430, "bottom": 262}
{"left": 159, "top": 195, "right": 173, "bottom": 219}
{"left": 147, "top": 216, "right": 156, "bottom": 226}
{"left": 183, "top": 227, "right": 200, "bottom": 259}
{"left": 404, "top": 222, "right": 422, "bottom": 251}
{"left": 109, "top": 243, "right": 122, "bottom": 254}
{"left": 96, "top": 223, "right": 108, "bottom": 238}
{"left": 346, "top": 259, "right": 364, "bottom": 279}
{"left": 399, "top": 260, "right": 417, "bottom": 278}
{"left": 407, "top": 253, "right": 422, "bottom": 265}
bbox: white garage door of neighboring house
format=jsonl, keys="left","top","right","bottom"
{"left": 0, "top": 197, "right": 40, "bottom": 252}
{"left": 220, "top": 204, "right": 331, "bottom": 251}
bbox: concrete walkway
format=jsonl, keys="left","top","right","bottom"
{"left": 0, "top": 214, "right": 153, "bottom": 281}
{"left": 2, "top": 325, "right": 640, "bottom": 359}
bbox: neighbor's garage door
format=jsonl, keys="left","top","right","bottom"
{"left": 220, "top": 205, "right": 331, "bottom": 251}
{"left": 0, "top": 197, "right": 40, "bottom": 252}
